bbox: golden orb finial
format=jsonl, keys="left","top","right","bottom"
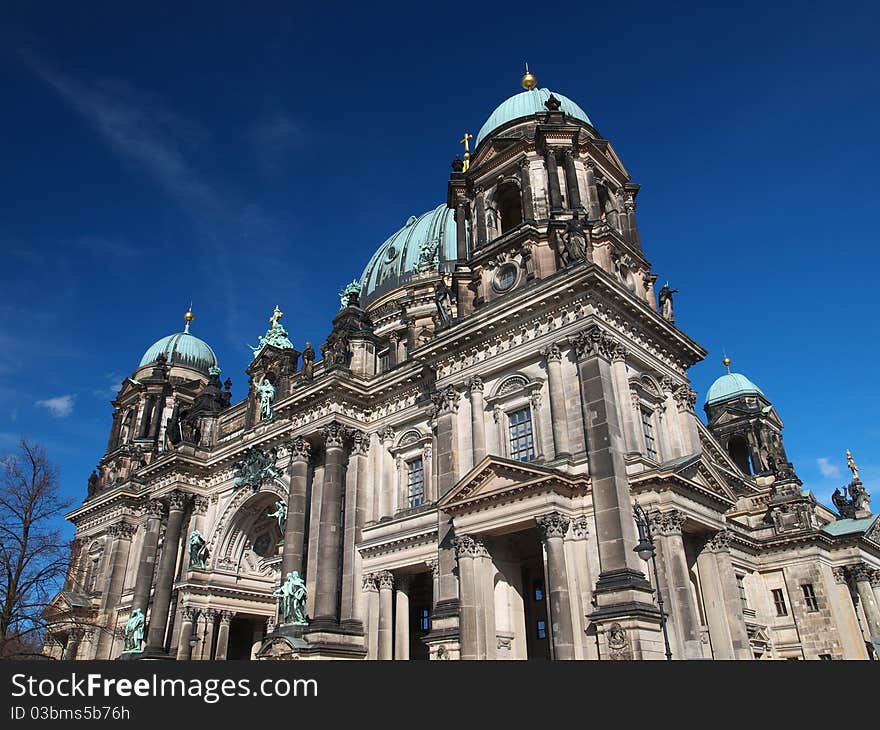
{"left": 722, "top": 356, "right": 731, "bottom": 373}
{"left": 521, "top": 63, "right": 537, "bottom": 90}
{"left": 183, "top": 306, "right": 194, "bottom": 333}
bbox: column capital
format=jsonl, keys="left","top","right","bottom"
{"left": 674, "top": 384, "right": 698, "bottom": 413}
{"left": 377, "top": 570, "right": 395, "bottom": 591}
{"left": 570, "top": 325, "right": 617, "bottom": 362}
{"left": 540, "top": 342, "right": 564, "bottom": 363}
{"left": 430, "top": 385, "right": 460, "bottom": 415}
{"left": 219, "top": 610, "right": 234, "bottom": 625}
{"left": 142, "top": 499, "right": 165, "bottom": 518}
{"left": 362, "top": 573, "right": 379, "bottom": 593}
{"left": 705, "top": 529, "right": 731, "bottom": 553}
{"left": 167, "top": 489, "right": 189, "bottom": 512}
{"left": 870, "top": 569, "right": 880, "bottom": 588}
{"left": 568, "top": 515, "right": 590, "bottom": 540}
{"left": 181, "top": 605, "right": 197, "bottom": 622}
{"left": 351, "top": 430, "right": 369, "bottom": 456}
{"left": 611, "top": 341, "right": 628, "bottom": 363}
{"left": 832, "top": 566, "right": 849, "bottom": 585}
{"left": 453, "top": 534, "right": 489, "bottom": 559}
{"left": 426, "top": 558, "right": 440, "bottom": 578}
{"left": 203, "top": 607, "right": 217, "bottom": 620}
{"left": 380, "top": 426, "right": 396, "bottom": 443}
{"left": 289, "top": 435, "right": 311, "bottom": 462}
{"left": 468, "top": 375, "right": 485, "bottom": 393}
{"left": 536, "top": 512, "right": 570, "bottom": 541}
{"left": 107, "top": 521, "right": 136, "bottom": 540}
{"left": 322, "top": 422, "right": 347, "bottom": 450}
{"left": 850, "top": 563, "right": 875, "bottom": 583}
{"left": 192, "top": 495, "right": 209, "bottom": 515}
{"left": 519, "top": 156, "right": 531, "bottom": 171}
{"left": 649, "top": 509, "right": 685, "bottom": 536}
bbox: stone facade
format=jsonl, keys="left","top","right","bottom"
{"left": 45, "top": 75, "right": 880, "bottom": 661}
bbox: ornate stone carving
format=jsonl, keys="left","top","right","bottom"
{"left": 351, "top": 430, "right": 369, "bottom": 456}
{"left": 143, "top": 499, "right": 165, "bottom": 518}
{"left": 849, "top": 563, "right": 875, "bottom": 583}
{"left": 607, "top": 622, "right": 630, "bottom": 660}
{"left": 203, "top": 608, "right": 217, "bottom": 621}
{"left": 289, "top": 436, "right": 311, "bottom": 462}
{"left": 540, "top": 342, "right": 563, "bottom": 363}
{"left": 831, "top": 566, "right": 849, "bottom": 585}
{"left": 426, "top": 558, "right": 440, "bottom": 578}
{"left": 219, "top": 610, "right": 234, "bottom": 625}
{"left": 192, "top": 496, "right": 209, "bottom": 515}
{"left": 322, "top": 422, "right": 348, "bottom": 449}
{"left": 107, "top": 522, "right": 136, "bottom": 540}
{"left": 571, "top": 325, "right": 617, "bottom": 361}
{"left": 453, "top": 534, "right": 489, "bottom": 559}
{"left": 674, "top": 384, "right": 698, "bottom": 412}
{"left": 611, "top": 341, "right": 628, "bottom": 363}
{"left": 649, "top": 510, "right": 684, "bottom": 536}
{"left": 168, "top": 489, "right": 188, "bottom": 511}
{"left": 869, "top": 570, "right": 880, "bottom": 588}
{"left": 377, "top": 570, "right": 395, "bottom": 590}
{"left": 536, "top": 512, "right": 570, "bottom": 541}
{"left": 705, "top": 530, "right": 730, "bottom": 553}
{"left": 181, "top": 605, "right": 196, "bottom": 622}
{"left": 569, "top": 515, "right": 590, "bottom": 539}
{"left": 362, "top": 573, "right": 379, "bottom": 593}
{"left": 468, "top": 375, "right": 484, "bottom": 393}
{"left": 660, "top": 376, "right": 677, "bottom": 394}
{"left": 232, "top": 446, "right": 280, "bottom": 492}
{"left": 380, "top": 426, "right": 396, "bottom": 443}
{"left": 430, "top": 385, "right": 459, "bottom": 416}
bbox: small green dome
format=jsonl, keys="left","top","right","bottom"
{"left": 475, "top": 87, "right": 593, "bottom": 147}
{"left": 139, "top": 332, "right": 218, "bottom": 375}
{"left": 359, "top": 204, "right": 458, "bottom": 306}
{"left": 705, "top": 372, "right": 765, "bottom": 406}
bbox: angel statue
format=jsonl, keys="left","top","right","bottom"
{"left": 123, "top": 608, "right": 145, "bottom": 652}
{"left": 255, "top": 377, "right": 276, "bottom": 420}
{"left": 273, "top": 571, "right": 308, "bottom": 625}
{"left": 268, "top": 499, "right": 288, "bottom": 531}
{"left": 189, "top": 529, "right": 209, "bottom": 569}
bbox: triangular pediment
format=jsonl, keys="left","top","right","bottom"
{"left": 631, "top": 450, "right": 738, "bottom": 506}
{"left": 437, "top": 456, "right": 590, "bottom": 513}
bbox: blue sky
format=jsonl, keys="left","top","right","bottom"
{"left": 2, "top": 2, "right": 878, "bottom": 536}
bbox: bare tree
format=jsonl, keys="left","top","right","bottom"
{"left": 0, "top": 438, "right": 73, "bottom": 658}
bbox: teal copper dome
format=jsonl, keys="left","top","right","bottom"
{"left": 475, "top": 87, "right": 593, "bottom": 147}
{"left": 138, "top": 328, "right": 218, "bottom": 375}
{"left": 705, "top": 372, "right": 765, "bottom": 406}
{"left": 359, "top": 204, "right": 458, "bottom": 306}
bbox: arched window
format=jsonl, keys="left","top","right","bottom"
{"left": 496, "top": 183, "right": 523, "bottom": 235}
{"left": 727, "top": 435, "right": 752, "bottom": 475}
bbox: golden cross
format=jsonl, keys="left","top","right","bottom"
{"left": 269, "top": 304, "right": 283, "bottom": 327}
{"left": 460, "top": 132, "right": 473, "bottom": 154}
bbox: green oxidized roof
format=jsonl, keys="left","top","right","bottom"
{"left": 821, "top": 514, "right": 877, "bottom": 537}
{"left": 705, "top": 372, "right": 765, "bottom": 406}
{"left": 475, "top": 87, "right": 593, "bottom": 147}
{"left": 359, "top": 204, "right": 458, "bottom": 306}
{"left": 139, "top": 331, "right": 218, "bottom": 375}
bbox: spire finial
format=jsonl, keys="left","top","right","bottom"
{"left": 722, "top": 356, "right": 731, "bottom": 374}
{"left": 184, "top": 304, "right": 194, "bottom": 334}
{"left": 846, "top": 449, "right": 859, "bottom": 481}
{"left": 521, "top": 63, "right": 537, "bottom": 90}
{"left": 269, "top": 304, "right": 284, "bottom": 328}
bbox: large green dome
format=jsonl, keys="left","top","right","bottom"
{"left": 359, "top": 204, "right": 458, "bottom": 306}
{"left": 138, "top": 331, "right": 218, "bottom": 375}
{"left": 475, "top": 87, "right": 593, "bottom": 147}
{"left": 705, "top": 372, "right": 765, "bottom": 406}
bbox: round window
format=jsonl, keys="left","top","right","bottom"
{"left": 494, "top": 263, "right": 518, "bottom": 292}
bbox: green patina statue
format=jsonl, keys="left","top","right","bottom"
{"left": 123, "top": 608, "right": 145, "bottom": 652}
{"left": 339, "top": 279, "right": 361, "bottom": 309}
{"left": 273, "top": 570, "right": 308, "bottom": 625}
{"left": 268, "top": 500, "right": 287, "bottom": 531}
{"left": 255, "top": 377, "right": 275, "bottom": 420}
{"left": 189, "top": 529, "right": 209, "bottom": 569}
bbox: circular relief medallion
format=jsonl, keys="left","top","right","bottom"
{"left": 494, "top": 263, "right": 518, "bottom": 292}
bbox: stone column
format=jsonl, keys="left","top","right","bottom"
{"left": 200, "top": 609, "right": 216, "bottom": 661}
{"left": 363, "top": 574, "right": 380, "bottom": 660}
{"left": 377, "top": 571, "right": 394, "bottom": 660}
{"left": 562, "top": 148, "right": 581, "bottom": 211}
{"left": 312, "top": 422, "right": 347, "bottom": 627}
{"left": 545, "top": 149, "right": 563, "bottom": 211}
{"left": 130, "top": 499, "right": 164, "bottom": 616}
{"left": 609, "top": 344, "right": 639, "bottom": 456}
{"left": 176, "top": 605, "right": 195, "bottom": 660}
{"left": 394, "top": 574, "right": 412, "bottom": 660}
{"left": 650, "top": 511, "right": 702, "bottom": 659}
{"left": 541, "top": 343, "right": 571, "bottom": 459}
{"left": 469, "top": 376, "right": 487, "bottom": 464}
{"left": 872, "top": 571, "right": 880, "bottom": 623}
{"left": 537, "top": 513, "right": 575, "bottom": 660}
{"left": 146, "top": 490, "right": 188, "bottom": 652}
{"left": 697, "top": 531, "right": 750, "bottom": 659}
{"left": 380, "top": 427, "right": 395, "bottom": 519}
{"left": 282, "top": 436, "right": 311, "bottom": 577}
{"left": 660, "top": 378, "right": 685, "bottom": 459}
{"left": 95, "top": 521, "right": 135, "bottom": 659}
{"left": 475, "top": 187, "right": 487, "bottom": 247}
{"left": 673, "top": 385, "right": 701, "bottom": 457}
{"left": 851, "top": 564, "right": 880, "bottom": 638}
{"left": 827, "top": 567, "right": 869, "bottom": 659}
{"left": 454, "top": 534, "right": 490, "bottom": 660}
{"left": 215, "top": 611, "right": 233, "bottom": 661}
{"left": 341, "top": 431, "right": 369, "bottom": 631}
{"left": 567, "top": 516, "right": 597, "bottom": 659}
{"left": 454, "top": 201, "right": 468, "bottom": 261}
{"left": 519, "top": 158, "right": 535, "bottom": 222}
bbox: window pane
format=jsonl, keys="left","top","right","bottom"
{"left": 407, "top": 458, "right": 425, "bottom": 508}
{"left": 508, "top": 407, "right": 535, "bottom": 462}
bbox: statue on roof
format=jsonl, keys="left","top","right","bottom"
{"left": 301, "top": 342, "right": 315, "bottom": 380}
{"left": 339, "top": 280, "right": 361, "bottom": 309}
{"left": 255, "top": 377, "right": 276, "bottom": 420}
{"left": 846, "top": 449, "right": 859, "bottom": 481}
{"left": 434, "top": 278, "right": 453, "bottom": 329}
{"left": 659, "top": 283, "right": 678, "bottom": 324}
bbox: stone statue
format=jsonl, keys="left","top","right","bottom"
{"left": 268, "top": 499, "right": 287, "bottom": 531}
{"left": 255, "top": 377, "right": 275, "bottom": 420}
{"left": 659, "top": 283, "right": 678, "bottom": 323}
{"left": 846, "top": 449, "right": 859, "bottom": 481}
{"left": 189, "top": 529, "right": 209, "bottom": 569}
{"left": 87, "top": 470, "right": 100, "bottom": 496}
{"left": 123, "top": 608, "right": 145, "bottom": 652}
{"left": 273, "top": 570, "right": 308, "bottom": 625}
{"left": 301, "top": 342, "right": 315, "bottom": 379}
{"left": 434, "top": 278, "right": 453, "bottom": 328}
{"left": 831, "top": 487, "right": 849, "bottom": 515}
{"left": 339, "top": 280, "right": 361, "bottom": 309}
{"left": 848, "top": 479, "right": 871, "bottom": 514}
{"left": 232, "top": 446, "right": 279, "bottom": 492}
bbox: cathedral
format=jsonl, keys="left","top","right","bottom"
{"left": 46, "top": 70, "right": 880, "bottom": 661}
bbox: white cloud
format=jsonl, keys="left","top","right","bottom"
{"left": 816, "top": 457, "right": 841, "bottom": 479}
{"left": 35, "top": 394, "right": 76, "bottom": 418}
{"left": 93, "top": 372, "right": 125, "bottom": 400}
